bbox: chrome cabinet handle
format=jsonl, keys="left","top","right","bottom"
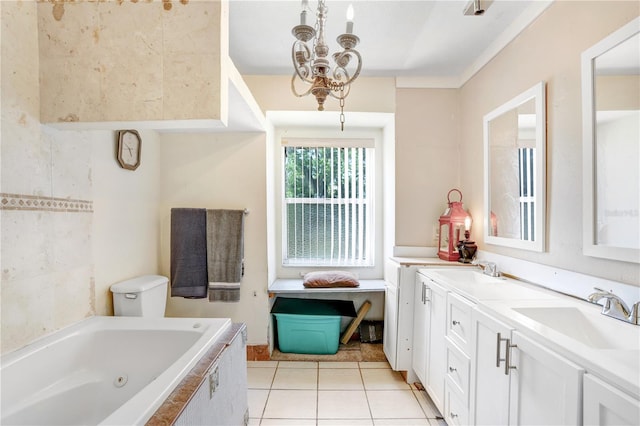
{"left": 504, "top": 338, "right": 518, "bottom": 375}
{"left": 496, "top": 332, "right": 507, "bottom": 368}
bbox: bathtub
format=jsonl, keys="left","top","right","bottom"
{"left": 1, "top": 316, "right": 232, "bottom": 425}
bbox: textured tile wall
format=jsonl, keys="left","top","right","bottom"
{"left": 37, "top": 0, "right": 224, "bottom": 124}
{"left": 1, "top": 1, "right": 94, "bottom": 354}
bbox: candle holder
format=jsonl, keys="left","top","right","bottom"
{"left": 457, "top": 230, "right": 478, "bottom": 263}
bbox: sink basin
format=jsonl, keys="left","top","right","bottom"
{"left": 430, "top": 269, "right": 505, "bottom": 285}
{"left": 512, "top": 306, "right": 640, "bottom": 351}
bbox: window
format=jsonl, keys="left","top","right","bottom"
{"left": 282, "top": 138, "right": 374, "bottom": 266}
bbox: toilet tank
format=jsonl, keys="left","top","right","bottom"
{"left": 110, "top": 275, "right": 168, "bottom": 317}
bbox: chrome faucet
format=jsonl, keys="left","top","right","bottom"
{"left": 472, "top": 260, "right": 500, "bottom": 277}
{"left": 588, "top": 287, "right": 639, "bottom": 325}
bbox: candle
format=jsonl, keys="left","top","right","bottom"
{"left": 300, "top": 0, "right": 309, "bottom": 25}
{"left": 346, "top": 4, "right": 354, "bottom": 33}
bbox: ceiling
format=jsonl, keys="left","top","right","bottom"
{"left": 229, "top": 0, "right": 554, "bottom": 87}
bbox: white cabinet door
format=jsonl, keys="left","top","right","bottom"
{"left": 509, "top": 331, "right": 584, "bottom": 425}
{"left": 471, "top": 309, "right": 513, "bottom": 426}
{"left": 425, "top": 278, "right": 448, "bottom": 414}
{"left": 412, "top": 273, "right": 429, "bottom": 384}
{"left": 383, "top": 281, "right": 399, "bottom": 369}
{"left": 584, "top": 374, "right": 640, "bottom": 426}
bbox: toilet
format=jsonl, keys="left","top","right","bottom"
{"left": 110, "top": 275, "right": 168, "bottom": 317}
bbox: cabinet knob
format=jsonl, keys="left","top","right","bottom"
{"left": 452, "top": 320, "right": 460, "bottom": 326}
{"left": 449, "top": 366, "right": 457, "bottom": 372}
{"left": 450, "top": 412, "right": 458, "bottom": 418}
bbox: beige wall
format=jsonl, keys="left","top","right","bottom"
{"left": 4, "top": 0, "right": 639, "bottom": 355}
{"left": 459, "top": 1, "right": 639, "bottom": 285}
{"left": 158, "top": 132, "right": 269, "bottom": 346}
{"left": 395, "top": 88, "right": 461, "bottom": 247}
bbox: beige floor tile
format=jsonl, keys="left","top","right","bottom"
{"left": 247, "top": 360, "right": 279, "bottom": 368}
{"left": 272, "top": 367, "right": 318, "bottom": 389}
{"left": 319, "top": 419, "right": 374, "bottom": 425}
{"left": 413, "top": 389, "right": 442, "bottom": 419}
{"left": 319, "top": 368, "right": 365, "bottom": 390}
{"left": 263, "top": 389, "right": 318, "bottom": 419}
{"left": 277, "top": 361, "right": 319, "bottom": 369}
{"left": 367, "top": 390, "right": 427, "bottom": 419}
{"left": 361, "top": 368, "right": 411, "bottom": 390}
{"left": 260, "top": 419, "right": 316, "bottom": 426}
{"left": 318, "top": 390, "right": 371, "bottom": 419}
{"left": 247, "top": 367, "right": 276, "bottom": 389}
{"left": 319, "top": 361, "right": 359, "bottom": 369}
{"left": 247, "top": 417, "right": 260, "bottom": 425}
{"left": 359, "top": 361, "right": 391, "bottom": 369}
{"left": 374, "top": 419, "right": 430, "bottom": 425}
{"left": 247, "top": 389, "right": 269, "bottom": 419}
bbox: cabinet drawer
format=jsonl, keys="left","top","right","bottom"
{"left": 445, "top": 383, "right": 469, "bottom": 426}
{"left": 446, "top": 340, "right": 470, "bottom": 402}
{"left": 447, "top": 292, "right": 474, "bottom": 355}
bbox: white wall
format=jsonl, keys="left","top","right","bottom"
{"left": 158, "top": 132, "right": 269, "bottom": 346}
{"left": 91, "top": 129, "right": 162, "bottom": 315}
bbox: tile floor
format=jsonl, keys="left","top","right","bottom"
{"left": 247, "top": 360, "right": 447, "bottom": 426}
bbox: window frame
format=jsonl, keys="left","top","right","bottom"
{"left": 273, "top": 128, "right": 384, "bottom": 279}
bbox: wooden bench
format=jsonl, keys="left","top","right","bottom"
{"left": 268, "top": 279, "right": 386, "bottom": 328}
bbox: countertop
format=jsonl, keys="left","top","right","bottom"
{"left": 389, "top": 256, "right": 475, "bottom": 267}
{"left": 418, "top": 268, "right": 640, "bottom": 399}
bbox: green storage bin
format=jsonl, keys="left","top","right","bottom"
{"left": 274, "top": 313, "right": 341, "bottom": 354}
{"left": 271, "top": 298, "right": 356, "bottom": 355}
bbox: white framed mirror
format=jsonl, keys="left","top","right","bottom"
{"left": 582, "top": 17, "right": 640, "bottom": 263}
{"left": 483, "top": 82, "right": 546, "bottom": 251}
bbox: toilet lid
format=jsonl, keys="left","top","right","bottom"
{"left": 110, "top": 275, "right": 168, "bottom": 293}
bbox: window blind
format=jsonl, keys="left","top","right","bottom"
{"left": 282, "top": 139, "right": 374, "bottom": 266}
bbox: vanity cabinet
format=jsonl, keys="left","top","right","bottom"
{"left": 412, "top": 273, "right": 429, "bottom": 385}
{"left": 443, "top": 292, "right": 474, "bottom": 425}
{"left": 470, "top": 309, "right": 513, "bottom": 425}
{"left": 509, "top": 331, "right": 584, "bottom": 425}
{"left": 583, "top": 374, "right": 640, "bottom": 426}
{"left": 413, "top": 272, "right": 448, "bottom": 413}
{"left": 471, "top": 309, "right": 583, "bottom": 425}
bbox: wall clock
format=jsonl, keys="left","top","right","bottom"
{"left": 116, "top": 130, "right": 141, "bottom": 170}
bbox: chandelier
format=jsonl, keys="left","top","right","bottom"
{"left": 291, "top": 0, "right": 362, "bottom": 130}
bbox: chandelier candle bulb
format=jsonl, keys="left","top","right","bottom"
{"left": 346, "top": 4, "right": 354, "bottom": 34}
{"left": 301, "top": 0, "right": 308, "bottom": 25}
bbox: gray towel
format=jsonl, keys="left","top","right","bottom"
{"left": 170, "top": 208, "right": 208, "bottom": 298}
{"left": 206, "top": 209, "right": 245, "bottom": 302}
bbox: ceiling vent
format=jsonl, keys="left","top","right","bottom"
{"left": 464, "top": 0, "right": 493, "bottom": 16}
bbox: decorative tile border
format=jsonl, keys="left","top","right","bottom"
{"left": 0, "top": 193, "right": 93, "bottom": 213}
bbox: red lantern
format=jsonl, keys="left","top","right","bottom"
{"left": 438, "top": 189, "right": 471, "bottom": 261}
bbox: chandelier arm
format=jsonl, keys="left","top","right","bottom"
{"left": 332, "top": 49, "right": 362, "bottom": 86}
{"left": 291, "top": 41, "right": 315, "bottom": 84}
{"left": 290, "top": 73, "right": 315, "bottom": 98}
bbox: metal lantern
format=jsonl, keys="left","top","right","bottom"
{"left": 438, "top": 189, "right": 470, "bottom": 261}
